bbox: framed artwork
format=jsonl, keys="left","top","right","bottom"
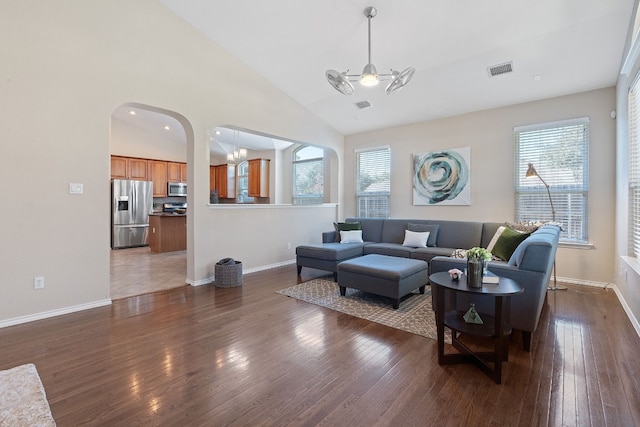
{"left": 413, "top": 147, "right": 470, "bottom": 205}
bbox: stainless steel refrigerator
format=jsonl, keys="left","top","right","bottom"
{"left": 111, "top": 179, "right": 153, "bottom": 249}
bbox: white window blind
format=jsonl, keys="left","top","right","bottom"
{"left": 356, "top": 146, "right": 390, "bottom": 218}
{"left": 514, "top": 118, "right": 589, "bottom": 242}
{"left": 292, "top": 146, "right": 324, "bottom": 205}
{"left": 629, "top": 76, "right": 640, "bottom": 256}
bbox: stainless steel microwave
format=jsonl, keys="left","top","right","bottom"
{"left": 167, "top": 182, "right": 187, "bottom": 197}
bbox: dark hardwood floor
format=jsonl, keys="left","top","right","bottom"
{"left": 1, "top": 265, "right": 639, "bottom": 426}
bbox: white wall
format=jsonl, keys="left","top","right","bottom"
{"left": 345, "top": 88, "right": 617, "bottom": 285}
{"left": 0, "top": 0, "right": 343, "bottom": 324}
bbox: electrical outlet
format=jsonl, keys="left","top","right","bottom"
{"left": 34, "top": 276, "right": 45, "bottom": 290}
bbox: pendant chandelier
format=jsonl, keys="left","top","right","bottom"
{"left": 226, "top": 130, "right": 247, "bottom": 163}
{"left": 326, "top": 7, "right": 415, "bottom": 96}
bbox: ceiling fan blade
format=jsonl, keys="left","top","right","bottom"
{"left": 326, "top": 69, "right": 355, "bottom": 95}
{"left": 385, "top": 67, "right": 415, "bottom": 95}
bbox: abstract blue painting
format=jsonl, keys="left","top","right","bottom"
{"left": 413, "top": 147, "right": 471, "bottom": 205}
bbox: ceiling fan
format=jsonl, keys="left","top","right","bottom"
{"left": 326, "top": 6, "right": 415, "bottom": 96}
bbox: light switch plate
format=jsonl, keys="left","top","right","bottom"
{"left": 69, "top": 183, "right": 83, "bottom": 194}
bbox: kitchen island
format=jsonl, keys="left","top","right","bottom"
{"left": 149, "top": 213, "right": 186, "bottom": 253}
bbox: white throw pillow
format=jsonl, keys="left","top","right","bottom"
{"left": 486, "top": 226, "right": 506, "bottom": 253}
{"left": 402, "top": 230, "right": 430, "bottom": 248}
{"left": 340, "top": 230, "right": 364, "bottom": 243}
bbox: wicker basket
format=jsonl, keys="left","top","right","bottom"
{"left": 215, "top": 261, "right": 243, "bottom": 287}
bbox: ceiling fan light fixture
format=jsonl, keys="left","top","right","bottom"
{"left": 360, "top": 64, "right": 379, "bottom": 86}
{"left": 325, "top": 6, "right": 414, "bottom": 96}
{"left": 326, "top": 69, "right": 355, "bottom": 95}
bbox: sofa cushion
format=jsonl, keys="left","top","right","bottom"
{"left": 410, "top": 247, "right": 457, "bottom": 262}
{"left": 296, "top": 242, "right": 364, "bottom": 261}
{"left": 402, "top": 230, "right": 430, "bottom": 247}
{"left": 408, "top": 223, "right": 439, "bottom": 247}
{"left": 426, "top": 220, "right": 483, "bottom": 249}
{"left": 333, "top": 221, "right": 361, "bottom": 242}
{"left": 363, "top": 243, "right": 413, "bottom": 258}
{"left": 346, "top": 218, "right": 384, "bottom": 242}
{"left": 492, "top": 227, "right": 530, "bottom": 261}
{"left": 381, "top": 219, "right": 411, "bottom": 244}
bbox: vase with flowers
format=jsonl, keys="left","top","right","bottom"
{"left": 466, "top": 247, "right": 492, "bottom": 288}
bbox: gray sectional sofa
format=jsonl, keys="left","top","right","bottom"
{"left": 296, "top": 217, "right": 561, "bottom": 351}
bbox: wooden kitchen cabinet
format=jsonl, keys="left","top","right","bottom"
{"left": 149, "top": 160, "right": 168, "bottom": 197}
{"left": 248, "top": 159, "right": 270, "bottom": 197}
{"left": 209, "top": 166, "right": 217, "bottom": 192}
{"left": 180, "top": 163, "right": 188, "bottom": 182}
{"left": 214, "top": 164, "right": 235, "bottom": 198}
{"left": 167, "top": 162, "right": 182, "bottom": 182}
{"left": 111, "top": 156, "right": 149, "bottom": 180}
{"left": 167, "top": 162, "right": 187, "bottom": 182}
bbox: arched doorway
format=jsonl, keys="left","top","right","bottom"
{"left": 109, "top": 103, "right": 192, "bottom": 299}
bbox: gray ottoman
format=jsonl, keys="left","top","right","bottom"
{"left": 337, "top": 254, "right": 428, "bottom": 309}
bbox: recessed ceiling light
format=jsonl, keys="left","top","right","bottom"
{"left": 215, "top": 130, "right": 221, "bottom": 135}
{"left": 128, "top": 110, "right": 136, "bottom": 116}
{"left": 164, "top": 125, "right": 171, "bottom": 131}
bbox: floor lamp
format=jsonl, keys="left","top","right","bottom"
{"left": 526, "top": 163, "right": 567, "bottom": 291}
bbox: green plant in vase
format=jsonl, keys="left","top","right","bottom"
{"left": 466, "top": 247, "right": 492, "bottom": 288}
{"left": 466, "top": 247, "right": 492, "bottom": 262}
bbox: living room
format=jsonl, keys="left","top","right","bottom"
{"left": 1, "top": 0, "right": 639, "bottom": 424}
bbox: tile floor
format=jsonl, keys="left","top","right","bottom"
{"left": 110, "top": 246, "right": 187, "bottom": 300}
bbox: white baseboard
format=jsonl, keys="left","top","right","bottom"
{"left": 608, "top": 284, "right": 640, "bottom": 338}
{"left": 0, "top": 299, "right": 112, "bottom": 329}
{"left": 556, "top": 275, "right": 609, "bottom": 288}
{"left": 187, "top": 259, "right": 296, "bottom": 287}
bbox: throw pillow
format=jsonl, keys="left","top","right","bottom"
{"left": 340, "top": 230, "right": 364, "bottom": 244}
{"left": 407, "top": 223, "right": 439, "bottom": 247}
{"left": 505, "top": 221, "right": 540, "bottom": 234}
{"left": 486, "top": 226, "right": 506, "bottom": 253}
{"left": 451, "top": 248, "right": 467, "bottom": 259}
{"left": 402, "top": 230, "right": 430, "bottom": 248}
{"left": 492, "top": 227, "right": 530, "bottom": 261}
{"left": 333, "top": 221, "right": 361, "bottom": 242}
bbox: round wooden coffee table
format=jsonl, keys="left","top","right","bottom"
{"left": 429, "top": 271, "right": 523, "bottom": 384}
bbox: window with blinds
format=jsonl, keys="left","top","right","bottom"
{"left": 514, "top": 118, "right": 589, "bottom": 242}
{"left": 629, "top": 76, "right": 640, "bottom": 257}
{"left": 356, "top": 146, "right": 390, "bottom": 218}
{"left": 292, "top": 146, "right": 324, "bottom": 205}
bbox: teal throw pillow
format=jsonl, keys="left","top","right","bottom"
{"left": 491, "top": 227, "right": 530, "bottom": 261}
{"left": 333, "top": 222, "right": 361, "bottom": 242}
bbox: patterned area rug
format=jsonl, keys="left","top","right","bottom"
{"left": 277, "top": 278, "right": 440, "bottom": 341}
{"left": 0, "top": 363, "right": 56, "bottom": 426}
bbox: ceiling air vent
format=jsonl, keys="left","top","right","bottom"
{"left": 355, "top": 100, "right": 372, "bottom": 109}
{"left": 487, "top": 61, "right": 513, "bottom": 77}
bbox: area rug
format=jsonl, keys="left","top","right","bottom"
{"left": 0, "top": 363, "right": 56, "bottom": 426}
{"left": 277, "top": 278, "right": 440, "bottom": 341}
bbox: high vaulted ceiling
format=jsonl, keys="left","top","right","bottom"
{"left": 158, "top": 0, "right": 634, "bottom": 136}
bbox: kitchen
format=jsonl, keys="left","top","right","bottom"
{"left": 109, "top": 105, "right": 190, "bottom": 299}
{"left": 109, "top": 104, "right": 287, "bottom": 299}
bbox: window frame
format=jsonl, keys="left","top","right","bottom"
{"left": 514, "top": 117, "right": 590, "bottom": 243}
{"left": 355, "top": 146, "right": 391, "bottom": 219}
{"left": 292, "top": 146, "right": 324, "bottom": 205}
